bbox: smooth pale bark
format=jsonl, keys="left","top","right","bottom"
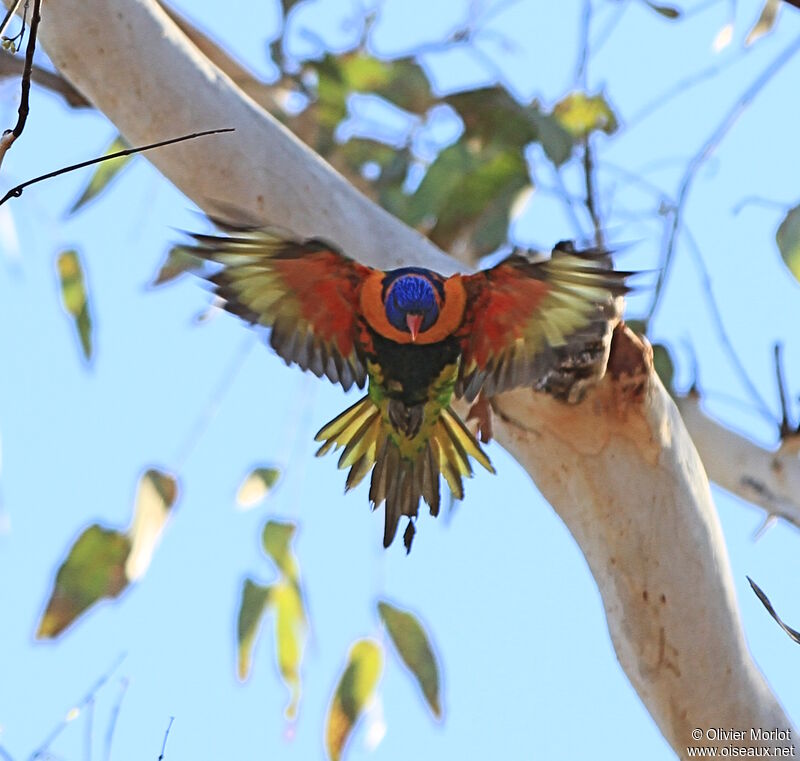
{"left": 677, "top": 394, "right": 800, "bottom": 529}
{"left": 13, "top": 0, "right": 795, "bottom": 755}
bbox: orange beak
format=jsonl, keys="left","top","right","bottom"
{"left": 406, "top": 313, "right": 423, "bottom": 342}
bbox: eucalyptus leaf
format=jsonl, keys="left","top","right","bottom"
{"left": 378, "top": 601, "right": 442, "bottom": 718}
{"left": 325, "top": 639, "right": 383, "bottom": 761}
{"left": 37, "top": 525, "right": 131, "bottom": 639}
{"left": 68, "top": 136, "right": 133, "bottom": 214}
{"left": 776, "top": 204, "right": 800, "bottom": 284}
{"left": 56, "top": 249, "right": 93, "bottom": 361}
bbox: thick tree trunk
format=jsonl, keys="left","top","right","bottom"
{"left": 11, "top": 0, "right": 794, "bottom": 755}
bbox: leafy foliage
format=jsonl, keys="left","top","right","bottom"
{"left": 776, "top": 204, "right": 800, "bottom": 284}
{"left": 236, "top": 466, "right": 281, "bottom": 509}
{"left": 378, "top": 600, "right": 442, "bottom": 718}
{"left": 68, "top": 135, "right": 133, "bottom": 214}
{"left": 38, "top": 469, "right": 177, "bottom": 638}
{"left": 56, "top": 249, "right": 93, "bottom": 361}
{"left": 325, "top": 639, "right": 383, "bottom": 761}
{"left": 235, "top": 519, "right": 307, "bottom": 719}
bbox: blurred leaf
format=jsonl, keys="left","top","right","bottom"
{"left": 642, "top": 0, "right": 682, "bottom": 19}
{"left": 37, "top": 526, "right": 131, "bottom": 638}
{"left": 68, "top": 136, "right": 133, "bottom": 215}
{"left": 776, "top": 205, "right": 800, "bottom": 284}
{"left": 273, "top": 581, "right": 306, "bottom": 718}
{"left": 56, "top": 249, "right": 93, "bottom": 361}
{"left": 325, "top": 639, "right": 383, "bottom": 761}
{"left": 529, "top": 111, "right": 574, "bottom": 166}
{"left": 236, "top": 466, "right": 281, "bottom": 510}
{"left": 446, "top": 88, "right": 574, "bottom": 166}
{"left": 125, "top": 468, "right": 178, "bottom": 581}
{"left": 377, "top": 601, "right": 441, "bottom": 718}
{"left": 651, "top": 343, "right": 675, "bottom": 393}
{"left": 262, "top": 519, "right": 299, "bottom": 583}
{"left": 236, "top": 579, "right": 273, "bottom": 680}
{"left": 394, "top": 139, "right": 529, "bottom": 259}
{"left": 150, "top": 246, "right": 205, "bottom": 287}
{"left": 241, "top": 519, "right": 308, "bottom": 718}
{"left": 713, "top": 22, "right": 734, "bottom": 52}
{"left": 746, "top": 0, "right": 781, "bottom": 46}
{"left": 748, "top": 576, "right": 800, "bottom": 644}
{"left": 553, "top": 92, "right": 618, "bottom": 139}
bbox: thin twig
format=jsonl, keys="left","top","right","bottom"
{"left": 84, "top": 700, "right": 94, "bottom": 761}
{"left": 0, "top": 746, "right": 16, "bottom": 761}
{"left": 682, "top": 224, "right": 775, "bottom": 424}
{"left": 157, "top": 718, "right": 174, "bottom": 761}
{"left": 582, "top": 135, "right": 603, "bottom": 247}
{"left": 646, "top": 32, "right": 800, "bottom": 323}
{"left": 29, "top": 655, "right": 127, "bottom": 761}
{"left": 0, "top": 128, "right": 235, "bottom": 206}
{"left": 0, "top": 50, "right": 90, "bottom": 107}
{"left": 574, "top": 0, "right": 591, "bottom": 87}
{"left": 748, "top": 576, "right": 800, "bottom": 644}
{"left": 0, "top": 0, "right": 24, "bottom": 40}
{"left": 0, "top": 0, "right": 40, "bottom": 170}
{"left": 774, "top": 343, "right": 793, "bottom": 436}
{"left": 103, "top": 679, "right": 129, "bottom": 761}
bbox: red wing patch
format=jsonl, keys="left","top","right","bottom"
{"left": 189, "top": 228, "right": 373, "bottom": 391}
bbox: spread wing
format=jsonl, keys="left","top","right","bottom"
{"left": 188, "top": 225, "right": 374, "bottom": 391}
{"left": 456, "top": 244, "right": 630, "bottom": 401}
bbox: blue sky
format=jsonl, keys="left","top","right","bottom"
{"left": 1, "top": 1, "right": 800, "bottom": 759}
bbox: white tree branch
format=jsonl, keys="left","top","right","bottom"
{"left": 677, "top": 394, "right": 800, "bottom": 530}
{"left": 13, "top": 0, "right": 794, "bottom": 755}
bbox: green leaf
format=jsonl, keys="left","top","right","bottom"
{"left": 642, "top": 0, "right": 682, "bottom": 19}
{"left": 396, "top": 139, "right": 529, "bottom": 259}
{"left": 776, "top": 204, "right": 800, "bottom": 284}
{"left": 56, "top": 249, "right": 93, "bottom": 361}
{"left": 552, "top": 92, "right": 619, "bottom": 139}
{"left": 236, "top": 579, "right": 273, "bottom": 680}
{"left": 378, "top": 601, "right": 441, "bottom": 718}
{"left": 125, "top": 468, "right": 178, "bottom": 581}
{"left": 236, "top": 466, "right": 281, "bottom": 509}
{"left": 745, "top": 0, "right": 781, "bottom": 46}
{"left": 273, "top": 581, "right": 306, "bottom": 718}
{"left": 244, "top": 519, "right": 308, "bottom": 718}
{"left": 37, "top": 525, "right": 131, "bottom": 639}
{"left": 68, "top": 136, "right": 133, "bottom": 214}
{"left": 261, "top": 519, "right": 299, "bottom": 583}
{"left": 325, "top": 639, "right": 383, "bottom": 761}
{"left": 150, "top": 246, "right": 205, "bottom": 287}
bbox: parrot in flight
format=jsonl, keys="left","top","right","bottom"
{"left": 188, "top": 225, "right": 629, "bottom": 551}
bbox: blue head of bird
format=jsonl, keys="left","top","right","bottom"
{"left": 384, "top": 269, "right": 441, "bottom": 341}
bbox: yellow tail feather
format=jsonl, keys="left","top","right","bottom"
{"left": 314, "top": 396, "right": 494, "bottom": 551}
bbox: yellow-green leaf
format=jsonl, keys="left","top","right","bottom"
{"left": 325, "top": 639, "right": 383, "bottom": 761}
{"left": 236, "top": 579, "right": 273, "bottom": 680}
{"left": 150, "top": 246, "right": 205, "bottom": 287}
{"left": 377, "top": 601, "right": 442, "bottom": 718}
{"left": 56, "top": 249, "right": 93, "bottom": 361}
{"left": 261, "top": 520, "right": 299, "bottom": 583}
{"left": 125, "top": 468, "right": 178, "bottom": 581}
{"left": 37, "top": 525, "right": 131, "bottom": 639}
{"left": 236, "top": 467, "right": 281, "bottom": 510}
{"left": 69, "top": 136, "right": 133, "bottom": 214}
{"left": 745, "top": 0, "right": 781, "bottom": 46}
{"left": 777, "top": 204, "right": 800, "bottom": 284}
{"left": 553, "top": 92, "right": 618, "bottom": 139}
{"left": 273, "top": 581, "right": 306, "bottom": 718}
